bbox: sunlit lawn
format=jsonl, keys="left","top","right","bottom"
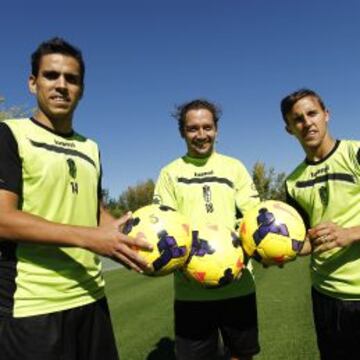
{"left": 104, "top": 256, "right": 319, "bottom": 360}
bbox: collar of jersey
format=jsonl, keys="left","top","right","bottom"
{"left": 30, "top": 117, "right": 75, "bottom": 138}
{"left": 305, "top": 140, "right": 340, "bottom": 165}
{"left": 182, "top": 152, "right": 215, "bottom": 166}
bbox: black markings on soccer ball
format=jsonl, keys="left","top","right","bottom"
{"left": 190, "top": 231, "right": 215, "bottom": 257}
{"left": 152, "top": 230, "right": 186, "bottom": 271}
{"left": 231, "top": 232, "right": 241, "bottom": 248}
{"left": 218, "top": 268, "right": 235, "bottom": 287}
{"left": 205, "top": 268, "right": 235, "bottom": 289}
{"left": 159, "top": 205, "right": 176, "bottom": 212}
{"left": 252, "top": 250, "right": 263, "bottom": 264}
{"left": 292, "top": 239, "right": 304, "bottom": 253}
{"left": 123, "top": 217, "right": 140, "bottom": 234}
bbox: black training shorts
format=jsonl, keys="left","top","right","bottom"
{"left": 0, "top": 297, "right": 119, "bottom": 360}
{"left": 174, "top": 293, "right": 260, "bottom": 360}
{"left": 312, "top": 287, "right": 360, "bottom": 360}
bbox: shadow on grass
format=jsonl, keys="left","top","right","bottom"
{"left": 146, "top": 337, "right": 175, "bottom": 360}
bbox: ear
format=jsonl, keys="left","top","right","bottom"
{"left": 28, "top": 75, "right": 37, "bottom": 95}
{"left": 325, "top": 109, "right": 330, "bottom": 123}
{"left": 285, "top": 124, "right": 293, "bottom": 135}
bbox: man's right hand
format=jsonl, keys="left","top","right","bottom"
{"left": 88, "top": 212, "right": 153, "bottom": 273}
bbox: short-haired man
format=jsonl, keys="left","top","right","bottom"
{"left": 282, "top": 88, "right": 360, "bottom": 360}
{"left": 0, "top": 37, "right": 151, "bottom": 360}
{"left": 153, "top": 99, "right": 260, "bottom": 360}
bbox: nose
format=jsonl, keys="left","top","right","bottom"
{"left": 55, "top": 75, "right": 67, "bottom": 89}
{"left": 197, "top": 128, "right": 206, "bottom": 138}
{"left": 302, "top": 115, "right": 313, "bottom": 127}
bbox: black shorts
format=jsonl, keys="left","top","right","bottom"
{"left": 174, "top": 293, "right": 260, "bottom": 360}
{"left": 312, "top": 287, "right": 360, "bottom": 360}
{"left": 0, "top": 297, "right": 119, "bottom": 360}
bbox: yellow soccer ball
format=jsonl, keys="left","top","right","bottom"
{"left": 123, "top": 204, "right": 192, "bottom": 276}
{"left": 240, "top": 200, "right": 306, "bottom": 266}
{"left": 183, "top": 223, "right": 246, "bottom": 288}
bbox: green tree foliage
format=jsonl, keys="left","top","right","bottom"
{"left": 252, "top": 161, "right": 286, "bottom": 201}
{"left": 0, "top": 97, "right": 33, "bottom": 121}
{"left": 104, "top": 179, "right": 155, "bottom": 217}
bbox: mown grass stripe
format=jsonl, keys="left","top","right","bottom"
{"left": 104, "top": 256, "right": 319, "bottom": 360}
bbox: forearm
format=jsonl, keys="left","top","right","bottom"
{"left": 0, "top": 191, "right": 151, "bottom": 271}
{"left": 344, "top": 226, "right": 360, "bottom": 245}
{"left": 0, "top": 209, "right": 96, "bottom": 249}
{"left": 99, "top": 205, "right": 115, "bottom": 226}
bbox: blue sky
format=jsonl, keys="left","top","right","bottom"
{"left": 2, "top": 0, "right": 360, "bottom": 198}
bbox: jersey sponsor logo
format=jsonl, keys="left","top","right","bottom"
{"left": 177, "top": 176, "right": 234, "bottom": 189}
{"left": 194, "top": 170, "right": 214, "bottom": 177}
{"left": 295, "top": 173, "right": 355, "bottom": 188}
{"left": 29, "top": 139, "right": 96, "bottom": 168}
{"left": 54, "top": 139, "right": 76, "bottom": 148}
{"left": 310, "top": 165, "right": 329, "bottom": 178}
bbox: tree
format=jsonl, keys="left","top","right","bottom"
{"left": 0, "top": 97, "right": 33, "bottom": 121}
{"left": 252, "top": 161, "right": 286, "bottom": 201}
{"left": 104, "top": 179, "right": 155, "bottom": 217}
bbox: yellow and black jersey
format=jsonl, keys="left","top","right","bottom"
{"left": 0, "top": 118, "right": 105, "bottom": 318}
{"left": 286, "top": 140, "right": 360, "bottom": 300}
{"left": 154, "top": 152, "right": 259, "bottom": 301}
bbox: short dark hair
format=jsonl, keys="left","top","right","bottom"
{"left": 31, "top": 37, "right": 85, "bottom": 85}
{"left": 173, "top": 99, "right": 221, "bottom": 136}
{"left": 280, "top": 88, "right": 326, "bottom": 123}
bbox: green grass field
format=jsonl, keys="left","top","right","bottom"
{"left": 104, "top": 257, "right": 319, "bottom": 360}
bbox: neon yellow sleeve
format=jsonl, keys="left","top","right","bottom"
{"left": 153, "top": 168, "right": 178, "bottom": 210}
{"left": 234, "top": 161, "right": 260, "bottom": 217}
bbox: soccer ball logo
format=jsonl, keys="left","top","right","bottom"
{"left": 183, "top": 224, "right": 246, "bottom": 288}
{"left": 240, "top": 200, "right": 305, "bottom": 266}
{"left": 123, "top": 204, "right": 192, "bottom": 275}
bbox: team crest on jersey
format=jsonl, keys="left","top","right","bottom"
{"left": 319, "top": 185, "right": 329, "bottom": 207}
{"left": 202, "top": 185, "right": 214, "bottom": 213}
{"left": 67, "top": 158, "right": 77, "bottom": 179}
{"left": 153, "top": 194, "right": 162, "bottom": 205}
